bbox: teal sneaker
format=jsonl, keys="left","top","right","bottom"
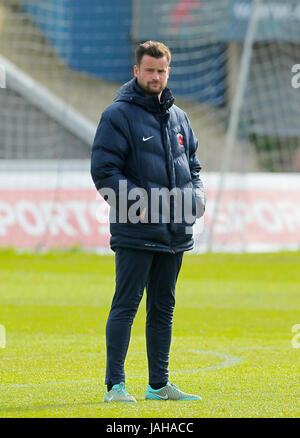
{"left": 145, "top": 382, "right": 201, "bottom": 401}
{"left": 104, "top": 382, "right": 137, "bottom": 403}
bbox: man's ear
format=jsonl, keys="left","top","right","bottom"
{"left": 133, "top": 65, "right": 139, "bottom": 78}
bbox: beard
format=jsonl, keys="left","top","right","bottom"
{"left": 139, "top": 81, "right": 165, "bottom": 96}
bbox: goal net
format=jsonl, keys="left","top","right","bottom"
{"left": 0, "top": 0, "right": 299, "bottom": 251}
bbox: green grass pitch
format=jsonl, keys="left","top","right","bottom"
{"left": 0, "top": 249, "right": 299, "bottom": 418}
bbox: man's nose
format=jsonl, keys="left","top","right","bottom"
{"left": 152, "top": 72, "right": 160, "bottom": 81}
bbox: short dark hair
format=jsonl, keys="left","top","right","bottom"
{"left": 135, "top": 40, "right": 171, "bottom": 66}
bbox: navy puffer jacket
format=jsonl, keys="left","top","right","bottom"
{"left": 91, "top": 78, "right": 205, "bottom": 253}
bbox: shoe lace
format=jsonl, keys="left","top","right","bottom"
{"left": 114, "top": 382, "right": 128, "bottom": 396}
{"left": 169, "top": 383, "right": 184, "bottom": 395}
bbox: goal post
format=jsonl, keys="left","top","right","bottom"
{"left": 206, "top": 0, "right": 262, "bottom": 251}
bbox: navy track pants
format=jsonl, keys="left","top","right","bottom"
{"left": 105, "top": 248, "right": 184, "bottom": 387}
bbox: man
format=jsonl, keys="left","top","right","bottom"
{"left": 91, "top": 41, "right": 205, "bottom": 402}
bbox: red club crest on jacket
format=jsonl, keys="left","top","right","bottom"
{"left": 177, "top": 133, "right": 184, "bottom": 147}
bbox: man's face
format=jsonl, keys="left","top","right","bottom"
{"left": 134, "top": 55, "right": 170, "bottom": 98}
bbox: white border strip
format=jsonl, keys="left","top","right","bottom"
{"left": 0, "top": 171, "right": 94, "bottom": 189}
{"left": 201, "top": 172, "right": 300, "bottom": 190}
{"left": 0, "top": 171, "right": 300, "bottom": 190}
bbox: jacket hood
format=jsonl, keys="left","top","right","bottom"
{"left": 114, "top": 78, "right": 175, "bottom": 114}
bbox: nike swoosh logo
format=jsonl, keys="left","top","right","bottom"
{"left": 143, "top": 136, "right": 154, "bottom": 142}
{"left": 155, "top": 394, "right": 168, "bottom": 400}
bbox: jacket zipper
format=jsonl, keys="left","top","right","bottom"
{"left": 159, "top": 115, "right": 176, "bottom": 254}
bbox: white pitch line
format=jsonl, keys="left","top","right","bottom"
{"left": 170, "top": 349, "right": 243, "bottom": 374}
{"left": 194, "top": 349, "right": 243, "bottom": 372}
{"left": 235, "top": 345, "right": 277, "bottom": 351}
